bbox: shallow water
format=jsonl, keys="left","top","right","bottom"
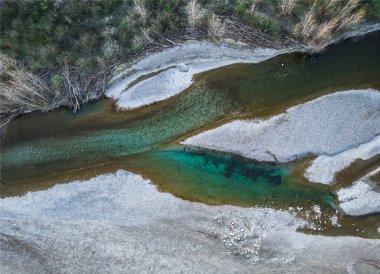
{"left": 1, "top": 31, "right": 380, "bottom": 237}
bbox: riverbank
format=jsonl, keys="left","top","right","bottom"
{"left": 1, "top": 170, "right": 379, "bottom": 273}
{"left": 1, "top": 21, "right": 380, "bottom": 129}
{"left": 106, "top": 22, "right": 380, "bottom": 111}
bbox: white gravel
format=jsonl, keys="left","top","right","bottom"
{"left": 106, "top": 42, "right": 286, "bottom": 110}
{"left": 1, "top": 170, "right": 379, "bottom": 273}
{"left": 305, "top": 135, "right": 380, "bottom": 185}
{"left": 183, "top": 89, "right": 380, "bottom": 164}
{"left": 337, "top": 168, "right": 380, "bottom": 216}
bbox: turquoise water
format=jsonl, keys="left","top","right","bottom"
{"left": 124, "top": 146, "right": 336, "bottom": 209}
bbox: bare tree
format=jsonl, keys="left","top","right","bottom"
{"left": 208, "top": 14, "right": 226, "bottom": 41}
{"left": 314, "top": 0, "right": 365, "bottom": 47}
{"left": 185, "top": 0, "right": 204, "bottom": 29}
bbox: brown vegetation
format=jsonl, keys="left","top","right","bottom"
{"left": 0, "top": 54, "right": 56, "bottom": 127}
{"left": 0, "top": 54, "right": 111, "bottom": 129}
{"left": 279, "top": 0, "right": 299, "bottom": 15}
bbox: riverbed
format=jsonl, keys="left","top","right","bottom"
{"left": 1, "top": 29, "right": 380, "bottom": 273}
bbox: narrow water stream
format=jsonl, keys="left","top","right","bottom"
{"left": 1, "top": 30, "right": 379, "bottom": 238}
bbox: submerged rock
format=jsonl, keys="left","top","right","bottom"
{"left": 176, "top": 63, "right": 188, "bottom": 72}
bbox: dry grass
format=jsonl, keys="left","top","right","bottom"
{"left": 249, "top": 0, "right": 262, "bottom": 15}
{"left": 0, "top": 54, "right": 57, "bottom": 116}
{"left": 133, "top": 0, "right": 147, "bottom": 25}
{"left": 279, "top": 0, "right": 299, "bottom": 15}
{"left": 294, "top": 0, "right": 366, "bottom": 50}
{"left": 294, "top": 1, "right": 318, "bottom": 39}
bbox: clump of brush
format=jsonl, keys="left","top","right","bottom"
{"left": 0, "top": 54, "right": 59, "bottom": 128}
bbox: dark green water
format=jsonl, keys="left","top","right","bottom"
{"left": 197, "top": 30, "right": 380, "bottom": 116}
{"left": 1, "top": 31, "right": 380, "bottom": 237}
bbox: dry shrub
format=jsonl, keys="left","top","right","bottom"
{"left": 208, "top": 14, "right": 226, "bottom": 40}
{"left": 0, "top": 54, "right": 56, "bottom": 115}
{"left": 326, "top": 0, "right": 341, "bottom": 8}
{"left": 185, "top": 0, "right": 204, "bottom": 29}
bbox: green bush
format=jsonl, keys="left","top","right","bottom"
{"left": 234, "top": 0, "right": 251, "bottom": 18}
{"left": 0, "top": 0, "right": 128, "bottom": 73}
{"left": 50, "top": 73, "right": 65, "bottom": 91}
{"left": 367, "top": 0, "right": 380, "bottom": 17}
{"left": 209, "top": 0, "right": 236, "bottom": 14}
{"left": 248, "top": 12, "right": 280, "bottom": 37}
